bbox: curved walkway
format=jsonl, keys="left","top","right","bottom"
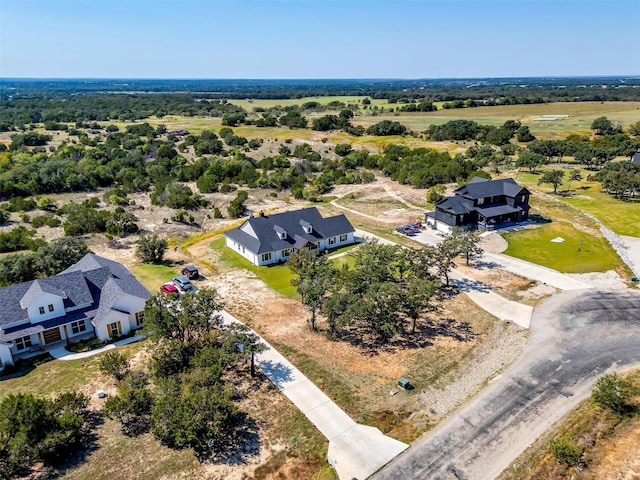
{"left": 219, "top": 311, "right": 408, "bottom": 480}
{"left": 48, "top": 335, "right": 145, "bottom": 361}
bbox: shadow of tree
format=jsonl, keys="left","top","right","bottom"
{"left": 205, "top": 412, "right": 261, "bottom": 466}
{"left": 473, "top": 260, "right": 501, "bottom": 270}
{"left": 50, "top": 410, "right": 104, "bottom": 478}
{"left": 451, "top": 277, "right": 491, "bottom": 293}
{"left": 256, "top": 359, "right": 295, "bottom": 389}
{"left": 339, "top": 314, "right": 477, "bottom": 356}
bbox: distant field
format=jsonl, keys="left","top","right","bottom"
{"left": 225, "top": 95, "right": 388, "bottom": 111}
{"left": 351, "top": 101, "right": 640, "bottom": 138}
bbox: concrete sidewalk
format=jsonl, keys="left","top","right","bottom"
{"left": 220, "top": 311, "right": 408, "bottom": 480}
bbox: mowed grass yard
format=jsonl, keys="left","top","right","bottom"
{"left": 502, "top": 222, "right": 622, "bottom": 273}
{"left": 210, "top": 236, "right": 299, "bottom": 298}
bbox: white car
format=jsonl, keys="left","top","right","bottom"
{"left": 172, "top": 275, "right": 193, "bottom": 291}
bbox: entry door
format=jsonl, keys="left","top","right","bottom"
{"left": 43, "top": 327, "right": 62, "bottom": 344}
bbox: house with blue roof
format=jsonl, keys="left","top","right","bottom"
{"left": 224, "top": 207, "right": 356, "bottom": 266}
{"left": 425, "top": 177, "right": 531, "bottom": 232}
{"left": 0, "top": 253, "right": 151, "bottom": 367}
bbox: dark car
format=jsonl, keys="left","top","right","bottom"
{"left": 181, "top": 265, "right": 199, "bottom": 280}
{"left": 172, "top": 275, "right": 193, "bottom": 291}
{"left": 160, "top": 283, "right": 179, "bottom": 295}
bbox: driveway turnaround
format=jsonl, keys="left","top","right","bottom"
{"left": 374, "top": 289, "right": 640, "bottom": 480}
{"left": 482, "top": 252, "right": 594, "bottom": 290}
{"left": 220, "top": 311, "right": 408, "bottom": 480}
{"left": 449, "top": 270, "right": 534, "bottom": 328}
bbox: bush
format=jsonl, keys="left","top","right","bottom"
{"left": 592, "top": 373, "right": 632, "bottom": 415}
{"left": 136, "top": 234, "right": 168, "bottom": 263}
{"left": 99, "top": 350, "right": 130, "bottom": 381}
{"left": 548, "top": 437, "right": 582, "bottom": 466}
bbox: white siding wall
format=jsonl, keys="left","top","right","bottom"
{"left": 95, "top": 311, "right": 131, "bottom": 341}
{"left": 0, "top": 343, "right": 14, "bottom": 366}
{"left": 27, "top": 293, "right": 65, "bottom": 323}
{"left": 225, "top": 236, "right": 259, "bottom": 265}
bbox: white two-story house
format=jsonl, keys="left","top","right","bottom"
{"left": 0, "top": 253, "right": 151, "bottom": 367}
{"left": 224, "top": 207, "right": 356, "bottom": 266}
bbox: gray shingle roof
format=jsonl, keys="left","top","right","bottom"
{"left": 0, "top": 253, "right": 150, "bottom": 337}
{"left": 225, "top": 207, "right": 355, "bottom": 254}
{"left": 435, "top": 196, "right": 470, "bottom": 215}
{"left": 455, "top": 177, "right": 529, "bottom": 200}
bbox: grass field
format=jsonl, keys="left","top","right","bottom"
{"left": 351, "top": 101, "right": 640, "bottom": 139}
{"left": 100, "top": 101, "right": 640, "bottom": 143}
{"left": 225, "top": 95, "right": 388, "bottom": 111}
{"left": 210, "top": 236, "right": 299, "bottom": 298}
{"left": 0, "top": 342, "right": 144, "bottom": 401}
{"left": 515, "top": 169, "right": 640, "bottom": 237}
{"left": 502, "top": 222, "right": 622, "bottom": 273}
{"left": 129, "top": 262, "right": 179, "bottom": 292}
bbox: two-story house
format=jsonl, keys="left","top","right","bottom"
{"left": 224, "top": 207, "right": 356, "bottom": 266}
{"left": 0, "top": 253, "right": 151, "bottom": 367}
{"left": 425, "top": 177, "right": 531, "bottom": 232}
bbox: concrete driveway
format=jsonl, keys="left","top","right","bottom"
{"left": 220, "top": 311, "right": 408, "bottom": 480}
{"left": 482, "top": 252, "right": 594, "bottom": 290}
{"left": 373, "top": 288, "right": 640, "bottom": 480}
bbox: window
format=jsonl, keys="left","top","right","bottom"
{"left": 15, "top": 336, "right": 33, "bottom": 351}
{"left": 339, "top": 234, "right": 348, "bottom": 242}
{"left": 135, "top": 311, "right": 144, "bottom": 326}
{"left": 328, "top": 237, "right": 336, "bottom": 245}
{"left": 477, "top": 198, "right": 485, "bottom": 206}
{"left": 48, "top": 304, "right": 54, "bottom": 312}
{"left": 39, "top": 306, "right": 45, "bottom": 315}
{"left": 71, "top": 320, "right": 87, "bottom": 335}
{"left": 108, "top": 322, "right": 121, "bottom": 337}
{"left": 281, "top": 249, "right": 292, "bottom": 257}
{"left": 261, "top": 252, "right": 272, "bottom": 262}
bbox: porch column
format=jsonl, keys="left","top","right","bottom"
{"left": 37, "top": 332, "right": 44, "bottom": 347}
{"left": 63, "top": 325, "right": 70, "bottom": 345}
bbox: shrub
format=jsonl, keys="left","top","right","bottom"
{"left": 136, "top": 234, "right": 168, "bottom": 263}
{"left": 548, "top": 437, "right": 582, "bottom": 466}
{"left": 99, "top": 350, "right": 130, "bottom": 381}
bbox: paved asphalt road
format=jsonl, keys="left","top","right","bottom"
{"left": 374, "top": 288, "right": 640, "bottom": 480}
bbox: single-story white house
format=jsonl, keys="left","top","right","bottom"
{"left": 224, "top": 207, "right": 356, "bottom": 266}
{"left": 0, "top": 253, "right": 151, "bottom": 367}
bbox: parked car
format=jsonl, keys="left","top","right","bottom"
{"left": 160, "top": 283, "right": 179, "bottom": 295}
{"left": 172, "top": 275, "right": 193, "bottom": 291}
{"left": 181, "top": 265, "right": 199, "bottom": 280}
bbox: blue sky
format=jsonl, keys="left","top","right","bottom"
{"left": 1, "top": 0, "right": 638, "bottom": 79}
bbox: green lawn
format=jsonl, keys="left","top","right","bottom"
{"left": 502, "top": 222, "right": 623, "bottom": 273}
{"left": 210, "top": 236, "right": 299, "bottom": 299}
{"left": 514, "top": 170, "right": 640, "bottom": 237}
{"left": 0, "top": 342, "right": 144, "bottom": 401}
{"left": 129, "top": 262, "right": 178, "bottom": 292}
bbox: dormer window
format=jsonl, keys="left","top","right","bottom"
{"left": 279, "top": 230, "right": 287, "bottom": 240}
{"left": 300, "top": 220, "right": 313, "bottom": 234}
{"left": 477, "top": 198, "right": 485, "bottom": 206}
{"left": 39, "top": 306, "right": 45, "bottom": 315}
{"left": 48, "top": 304, "right": 54, "bottom": 312}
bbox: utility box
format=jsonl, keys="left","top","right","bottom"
{"left": 398, "top": 377, "right": 411, "bottom": 390}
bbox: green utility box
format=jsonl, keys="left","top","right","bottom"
{"left": 398, "top": 377, "right": 411, "bottom": 390}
